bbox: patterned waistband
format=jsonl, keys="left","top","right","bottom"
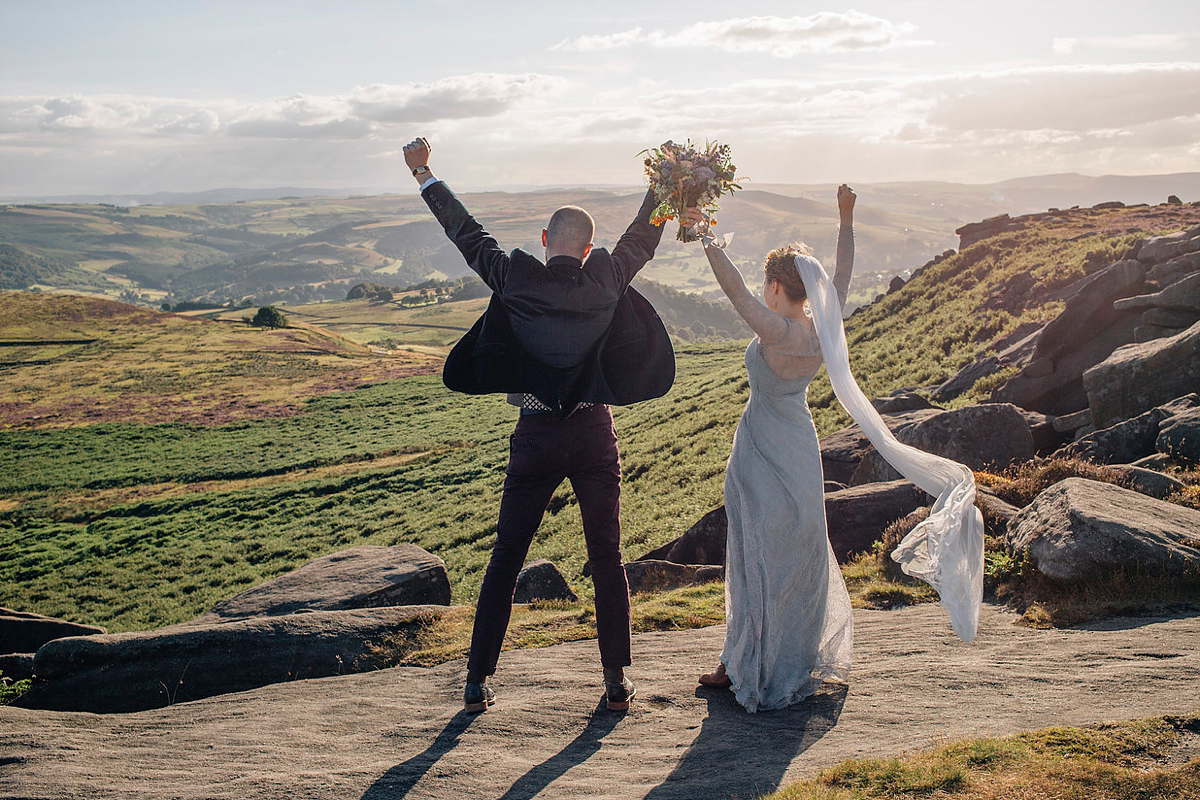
{"left": 519, "top": 393, "right": 595, "bottom": 415}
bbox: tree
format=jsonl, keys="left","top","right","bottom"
{"left": 252, "top": 306, "right": 288, "bottom": 328}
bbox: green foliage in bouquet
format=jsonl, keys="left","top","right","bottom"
{"left": 641, "top": 140, "right": 742, "bottom": 242}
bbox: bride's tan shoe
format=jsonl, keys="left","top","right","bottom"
{"left": 698, "top": 663, "right": 731, "bottom": 687}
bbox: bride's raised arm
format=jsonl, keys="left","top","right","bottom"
{"left": 699, "top": 235, "right": 790, "bottom": 345}
{"left": 832, "top": 183, "right": 856, "bottom": 309}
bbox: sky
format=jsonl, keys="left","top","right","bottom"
{"left": 1, "top": 0, "right": 1198, "bottom": 197}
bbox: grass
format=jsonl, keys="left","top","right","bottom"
{"left": 0, "top": 672, "right": 31, "bottom": 706}
{"left": 0, "top": 342, "right": 746, "bottom": 631}
{"left": 0, "top": 292, "right": 442, "bottom": 429}
{"left": 367, "top": 582, "right": 728, "bottom": 669}
{"left": 759, "top": 714, "right": 1200, "bottom": 800}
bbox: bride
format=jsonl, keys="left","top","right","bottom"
{"left": 686, "top": 186, "right": 982, "bottom": 712}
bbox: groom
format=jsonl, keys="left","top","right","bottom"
{"left": 401, "top": 137, "right": 675, "bottom": 712}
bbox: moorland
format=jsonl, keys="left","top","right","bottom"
{"left": 3, "top": 194, "right": 1199, "bottom": 635}
{"left": 7, "top": 172, "right": 1199, "bottom": 315}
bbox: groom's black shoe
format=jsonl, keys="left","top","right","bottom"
{"left": 463, "top": 677, "right": 495, "bottom": 713}
{"left": 603, "top": 667, "right": 636, "bottom": 711}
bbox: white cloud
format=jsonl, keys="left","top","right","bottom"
{"left": 3, "top": 60, "right": 1198, "bottom": 195}
{"left": 0, "top": 74, "right": 559, "bottom": 144}
{"left": 555, "top": 27, "right": 648, "bottom": 53}
{"left": 553, "top": 11, "right": 927, "bottom": 57}
{"left": 349, "top": 74, "right": 563, "bottom": 123}
{"left": 1053, "top": 34, "right": 1190, "bottom": 55}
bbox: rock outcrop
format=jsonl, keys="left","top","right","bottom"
{"left": 1059, "top": 394, "right": 1199, "bottom": 465}
{"left": 1114, "top": 271, "right": 1200, "bottom": 341}
{"left": 189, "top": 544, "right": 450, "bottom": 625}
{"left": 819, "top": 408, "right": 943, "bottom": 485}
{"left": 513, "top": 560, "right": 577, "bottom": 604}
{"left": 0, "top": 608, "right": 105, "bottom": 655}
{"left": 825, "top": 481, "right": 929, "bottom": 561}
{"left": 955, "top": 214, "right": 1013, "bottom": 249}
{"left": 643, "top": 480, "right": 930, "bottom": 572}
{"left": 952, "top": 216, "right": 1200, "bottom": 416}
{"left": 1005, "top": 478, "right": 1200, "bottom": 582}
{"left": 1136, "top": 223, "right": 1200, "bottom": 264}
{"left": 1158, "top": 406, "right": 1200, "bottom": 465}
{"left": 623, "top": 561, "right": 724, "bottom": 594}
{"left": 635, "top": 506, "right": 728, "bottom": 567}
{"left": 851, "top": 404, "right": 1036, "bottom": 484}
{"left": 1082, "top": 324, "right": 1200, "bottom": 431}
{"left": 0, "top": 653, "right": 34, "bottom": 681}
{"left": 17, "top": 605, "right": 450, "bottom": 713}
{"left": 993, "top": 260, "right": 1146, "bottom": 414}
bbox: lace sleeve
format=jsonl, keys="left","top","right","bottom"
{"left": 701, "top": 239, "right": 790, "bottom": 345}
{"left": 833, "top": 216, "right": 854, "bottom": 309}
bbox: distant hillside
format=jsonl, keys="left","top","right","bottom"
{"left": 0, "top": 292, "right": 441, "bottom": 428}
{"left": 3, "top": 171, "right": 1196, "bottom": 352}
{"left": 0, "top": 179, "right": 1014, "bottom": 311}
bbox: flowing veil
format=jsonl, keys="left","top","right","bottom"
{"left": 795, "top": 255, "right": 984, "bottom": 642}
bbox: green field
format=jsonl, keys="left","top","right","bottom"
{"left": 0, "top": 343, "right": 746, "bottom": 631}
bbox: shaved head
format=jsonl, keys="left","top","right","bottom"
{"left": 545, "top": 205, "right": 595, "bottom": 260}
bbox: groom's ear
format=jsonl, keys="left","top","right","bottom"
{"left": 541, "top": 228, "right": 548, "bottom": 248}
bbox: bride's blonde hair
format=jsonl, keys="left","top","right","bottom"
{"left": 763, "top": 243, "right": 813, "bottom": 302}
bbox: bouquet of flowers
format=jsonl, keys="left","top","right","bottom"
{"left": 641, "top": 139, "right": 742, "bottom": 242}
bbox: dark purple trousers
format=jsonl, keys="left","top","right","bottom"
{"left": 466, "top": 404, "right": 632, "bottom": 676}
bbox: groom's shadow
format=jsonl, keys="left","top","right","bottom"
{"left": 644, "top": 683, "right": 847, "bottom": 800}
{"left": 496, "top": 699, "right": 623, "bottom": 799}
{"left": 360, "top": 712, "right": 477, "bottom": 800}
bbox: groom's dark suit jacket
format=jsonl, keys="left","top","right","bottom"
{"left": 423, "top": 181, "right": 675, "bottom": 413}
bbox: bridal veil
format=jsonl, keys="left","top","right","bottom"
{"left": 795, "top": 254, "right": 984, "bottom": 642}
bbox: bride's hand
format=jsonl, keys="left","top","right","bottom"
{"left": 837, "top": 184, "right": 856, "bottom": 217}
{"left": 682, "top": 207, "right": 708, "bottom": 237}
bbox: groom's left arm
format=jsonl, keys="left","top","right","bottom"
{"left": 609, "top": 189, "right": 666, "bottom": 287}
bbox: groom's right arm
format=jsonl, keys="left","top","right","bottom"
{"left": 609, "top": 189, "right": 667, "bottom": 287}
{"left": 403, "top": 137, "right": 509, "bottom": 294}
{"left": 422, "top": 183, "right": 510, "bottom": 294}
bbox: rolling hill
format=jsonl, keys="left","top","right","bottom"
{"left": 6, "top": 173, "right": 1196, "bottom": 316}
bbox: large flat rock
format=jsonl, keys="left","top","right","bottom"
{"left": 0, "top": 607, "right": 105, "bottom": 655}
{"left": 1006, "top": 478, "right": 1200, "bottom": 582}
{"left": 18, "top": 605, "right": 451, "bottom": 713}
{"left": 2, "top": 605, "right": 1198, "bottom": 799}
{"left": 191, "top": 544, "right": 451, "bottom": 624}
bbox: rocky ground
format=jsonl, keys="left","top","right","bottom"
{"left": 3, "top": 603, "right": 1198, "bottom": 800}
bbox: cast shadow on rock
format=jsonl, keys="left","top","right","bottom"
{"left": 360, "top": 711, "right": 478, "bottom": 800}
{"left": 496, "top": 699, "right": 624, "bottom": 799}
{"left": 1069, "top": 606, "right": 1200, "bottom": 633}
{"left": 644, "top": 683, "right": 847, "bottom": 800}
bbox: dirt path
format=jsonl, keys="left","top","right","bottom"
{"left": 3, "top": 604, "right": 1198, "bottom": 800}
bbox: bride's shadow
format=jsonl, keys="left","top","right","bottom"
{"left": 644, "top": 684, "right": 847, "bottom": 800}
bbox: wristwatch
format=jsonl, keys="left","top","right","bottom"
{"left": 412, "top": 165, "right": 431, "bottom": 177}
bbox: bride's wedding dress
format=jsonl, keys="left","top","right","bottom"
{"left": 719, "top": 254, "right": 983, "bottom": 713}
{"left": 721, "top": 329, "right": 853, "bottom": 712}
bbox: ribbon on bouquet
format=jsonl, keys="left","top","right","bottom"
{"left": 794, "top": 254, "right": 984, "bottom": 643}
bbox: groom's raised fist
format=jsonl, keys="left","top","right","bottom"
{"left": 402, "top": 137, "right": 431, "bottom": 171}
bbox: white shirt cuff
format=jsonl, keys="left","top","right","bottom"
{"left": 419, "top": 176, "right": 439, "bottom": 191}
